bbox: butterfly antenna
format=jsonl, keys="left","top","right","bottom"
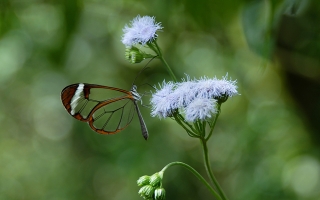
{"left": 138, "top": 82, "right": 156, "bottom": 90}
{"left": 132, "top": 56, "right": 157, "bottom": 86}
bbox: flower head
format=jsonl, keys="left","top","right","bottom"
{"left": 172, "top": 80, "right": 198, "bottom": 106}
{"left": 150, "top": 81, "right": 178, "bottom": 118}
{"left": 184, "top": 98, "right": 217, "bottom": 122}
{"left": 150, "top": 74, "right": 238, "bottom": 122}
{"left": 122, "top": 15, "right": 163, "bottom": 47}
{"left": 196, "top": 75, "right": 238, "bottom": 99}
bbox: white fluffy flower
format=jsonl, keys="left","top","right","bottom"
{"left": 184, "top": 98, "right": 217, "bottom": 122}
{"left": 150, "top": 81, "right": 177, "bottom": 118}
{"left": 172, "top": 81, "right": 198, "bottom": 106}
{"left": 150, "top": 75, "right": 238, "bottom": 121}
{"left": 122, "top": 15, "right": 163, "bottom": 47}
{"left": 195, "top": 75, "right": 238, "bottom": 99}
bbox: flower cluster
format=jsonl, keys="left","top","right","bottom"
{"left": 150, "top": 75, "right": 238, "bottom": 122}
{"left": 137, "top": 172, "right": 165, "bottom": 200}
{"left": 122, "top": 15, "right": 162, "bottom": 47}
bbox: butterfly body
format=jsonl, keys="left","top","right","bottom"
{"left": 61, "top": 83, "right": 148, "bottom": 140}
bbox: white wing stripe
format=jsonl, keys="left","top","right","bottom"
{"left": 70, "top": 83, "right": 84, "bottom": 115}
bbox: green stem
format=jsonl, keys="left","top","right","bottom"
{"left": 202, "top": 121, "right": 206, "bottom": 134}
{"left": 200, "top": 139, "right": 228, "bottom": 200}
{"left": 173, "top": 114, "right": 197, "bottom": 137}
{"left": 153, "top": 41, "right": 178, "bottom": 82}
{"left": 147, "top": 42, "right": 158, "bottom": 54}
{"left": 177, "top": 113, "right": 198, "bottom": 134}
{"left": 206, "top": 104, "right": 221, "bottom": 141}
{"left": 161, "top": 161, "right": 222, "bottom": 200}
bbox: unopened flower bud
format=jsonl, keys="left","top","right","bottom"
{"left": 149, "top": 172, "right": 163, "bottom": 187}
{"left": 137, "top": 175, "right": 150, "bottom": 186}
{"left": 216, "top": 93, "right": 229, "bottom": 104}
{"left": 154, "top": 188, "right": 166, "bottom": 200}
{"left": 125, "top": 47, "right": 154, "bottom": 64}
{"left": 138, "top": 185, "right": 155, "bottom": 199}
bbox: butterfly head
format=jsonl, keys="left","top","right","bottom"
{"left": 131, "top": 84, "right": 142, "bottom": 101}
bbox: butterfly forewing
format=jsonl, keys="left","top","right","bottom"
{"left": 61, "top": 84, "right": 135, "bottom": 133}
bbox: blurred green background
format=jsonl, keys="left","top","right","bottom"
{"left": 1, "top": 0, "right": 320, "bottom": 199}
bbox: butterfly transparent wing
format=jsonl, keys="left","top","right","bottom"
{"left": 61, "top": 84, "right": 136, "bottom": 134}
{"left": 89, "top": 98, "right": 136, "bottom": 134}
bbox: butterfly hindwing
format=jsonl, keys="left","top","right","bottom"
{"left": 88, "top": 98, "right": 136, "bottom": 134}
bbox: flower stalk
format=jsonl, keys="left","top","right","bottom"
{"left": 206, "top": 103, "right": 221, "bottom": 141}
{"left": 153, "top": 41, "right": 178, "bottom": 82}
{"left": 176, "top": 105, "right": 228, "bottom": 200}
{"left": 161, "top": 162, "right": 222, "bottom": 200}
{"left": 200, "top": 134, "right": 228, "bottom": 200}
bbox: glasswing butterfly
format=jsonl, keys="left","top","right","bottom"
{"left": 61, "top": 83, "right": 148, "bottom": 140}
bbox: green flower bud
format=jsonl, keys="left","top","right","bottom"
{"left": 216, "top": 94, "right": 229, "bottom": 104}
{"left": 138, "top": 185, "right": 155, "bottom": 199}
{"left": 149, "top": 172, "right": 163, "bottom": 187}
{"left": 125, "top": 46, "right": 154, "bottom": 64}
{"left": 154, "top": 188, "right": 166, "bottom": 200}
{"left": 137, "top": 175, "right": 150, "bottom": 186}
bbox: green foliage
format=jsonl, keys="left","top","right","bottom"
{"left": 1, "top": 0, "right": 320, "bottom": 200}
